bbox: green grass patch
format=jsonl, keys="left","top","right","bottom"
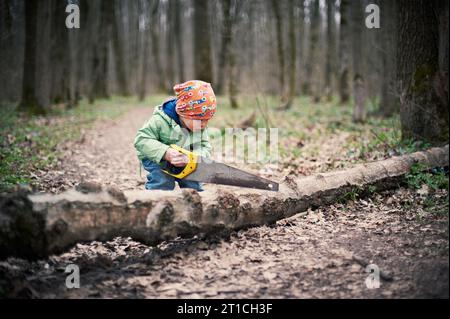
{"left": 0, "top": 96, "right": 155, "bottom": 192}
{"left": 406, "top": 163, "right": 449, "bottom": 191}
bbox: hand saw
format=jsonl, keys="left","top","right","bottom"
{"left": 161, "top": 144, "right": 279, "bottom": 191}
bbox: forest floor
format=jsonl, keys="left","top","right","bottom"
{"left": 0, "top": 96, "right": 448, "bottom": 298}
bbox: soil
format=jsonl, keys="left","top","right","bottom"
{"left": 1, "top": 107, "right": 448, "bottom": 299}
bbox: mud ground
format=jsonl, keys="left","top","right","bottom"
{"left": 1, "top": 106, "right": 448, "bottom": 299}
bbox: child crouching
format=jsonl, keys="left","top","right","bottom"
{"left": 134, "top": 80, "right": 217, "bottom": 191}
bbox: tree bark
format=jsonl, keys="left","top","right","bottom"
{"left": 338, "top": 0, "right": 351, "bottom": 105}
{"left": 112, "top": 0, "right": 130, "bottom": 96}
{"left": 173, "top": 0, "right": 185, "bottom": 83}
{"left": 50, "top": 0, "right": 71, "bottom": 107}
{"left": 89, "top": 0, "right": 112, "bottom": 102}
{"left": 215, "top": 0, "right": 232, "bottom": 95}
{"left": 165, "top": 0, "right": 175, "bottom": 91}
{"left": 286, "top": 0, "right": 296, "bottom": 106}
{"left": 149, "top": 1, "right": 165, "bottom": 92}
{"left": 351, "top": 0, "right": 367, "bottom": 123}
{"left": 296, "top": 1, "right": 305, "bottom": 96}
{"left": 1, "top": 145, "right": 448, "bottom": 260}
{"left": 270, "top": 0, "right": 285, "bottom": 98}
{"left": 308, "top": 0, "right": 322, "bottom": 103}
{"left": 193, "top": 0, "right": 213, "bottom": 84}
{"left": 378, "top": 0, "right": 398, "bottom": 117}
{"left": 18, "top": 0, "right": 46, "bottom": 114}
{"left": 325, "top": 0, "right": 336, "bottom": 102}
{"left": 397, "top": 0, "right": 449, "bottom": 144}
{"left": 138, "top": 0, "right": 150, "bottom": 101}
{"left": 227, "top": 1, "right": 241, "bottom": 109}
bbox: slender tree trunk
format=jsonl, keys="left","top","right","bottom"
{"left": 149, "top": 1, "right": 165, "bottom": 92}
{"left": 338, "top": 0, "right": 351, "bottom": 105}
{"left": 90, "top": 0, "right": 112, "bottom": 102}
{"left": 286, "top": 0, "right": 296, "bottom": 105}
{"left": 50, "top": 0, "right": 70, "bottom": 106}
{"left": 0, "top": 0, "right": 15, "bottom": 102}
{"left": 173, "top": 0, "right": 185, "bottom": 83}
{"left": 309, "top": 0, "right": 321, "bottom": 103}
{"left": 325, "top": 0, "right": 336, "bottom": 102}
{"left": 397, "top": 0, "right": 449, "bottom": 144}
{"left": 270, "top": 0, "right": 285, "bottom": 97}
{"left": 166, "top": 0, "right": 175, "bottom": 91}
{"left": 18, "top": 0, "right": 46, "bottom": 114}
{"left": 138, "top": 0, "right": 150, "bottom": 101}
{"left": 438, "top": 0, "right": 449, "bottom": 112}
{"left": 351, "top": 0, "right": 366, "bottom": 123}
{"left": 378, "top": 0, "right": 398, "bottom": 117}
{"left": 193, "top": 0, "right": 213, "bottom": 83}
{"left": 112, "top": 0, "right": 130, "bottom": 96}
{"left": 75, "top": 0, "right": 91, "bottom": 103}
{"left": 296, "top": 1, "right": 305, "bottom": 96}
{"left": 228, "top": 1, "right": 240, "bottom": 109}
{"left": 216, "top": 0, "right": 232, "bottom": 95}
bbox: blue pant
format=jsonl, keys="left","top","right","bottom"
{"left": 141, "top": 158, "right": 203, "bottom": 191}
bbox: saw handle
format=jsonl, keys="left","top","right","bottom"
{"left": 161, "top": 144, "right": 198, "bottom": 179}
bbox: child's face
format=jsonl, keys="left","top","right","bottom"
{"left": 180, "top": 117, "right": 209, "bottom": 132}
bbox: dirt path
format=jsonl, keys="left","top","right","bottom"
{"left": 34, "top": 107, "right": 153, "bottom": 193}
{"left": 2, "top": 106, "right": 448, "bottom": 299}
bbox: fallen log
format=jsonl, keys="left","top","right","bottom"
{"left": 0, "top": 145, "right": 448, "bottom": 260}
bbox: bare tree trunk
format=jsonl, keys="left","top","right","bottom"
{"left": 75, "top": 0, "right": 91, "bottom": 102}
{"left": 286, "top": 0, "right": 296, "bottom": 105}
{"left": 193, "top": 0, "right": 213, "bottom": 83}
{"left": 351, "top": 0, "right": 367, "bottom": 123}
{"left": 296, "top": 0, "right": 305, "bottom": 96}
{"left": 216, "top": 0, "right": 232, "bottom": 95}
{"left": 397, "top": 0, "right": 449, "bottom": 144}
{"left": 90, "top": 0, "right": 112, "bottom": 102}
{"left": 0, "top": 0, "right": 20, "bottom": 103}
{"left": 165, "top": 0, "right": 175, "bottom": 91}
{"left": 50, "top": 0, "right": 71, "bottom": 106}
{"left": 227, "top": 1, "right": 241, "bottom": 109}
{"left": 338, "top": 0, "right": 351, "bottom": 105}
{"left": 18, "top": 0, "right": 46, "bottom": 114}
{"left": 173, "top": 0, "right": 185, "bottom": 83}
{"left": 438, "top": 0, "right": 449, "bottom": 113}
{"left": 378, "top": 0, "right": 398, "bottom": 117}
{"left": 270, "top": 0, "right": 285, "bottom": 98}
{"left": 325, "top": 0, "right": 336, "bottom": 102}
{"left": 309, "top": 0, "right": 321, "bottom": 103}
{"left": 149, "top": 1, "right": 165, "bottom": 92}
{"left": 112, "top": 0, "right": 130, "bottom": 96}
{"left": 138, "top": 0, "right": 150, "bottom": 101}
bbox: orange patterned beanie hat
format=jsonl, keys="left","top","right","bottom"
{"left": 174, "top": 80, "right": 217, "bottom": 120}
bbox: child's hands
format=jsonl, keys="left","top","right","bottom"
{"left": 164, "top": 148, "right": 189, "bottom": 167}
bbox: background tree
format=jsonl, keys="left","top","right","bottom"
{"left": 216, "top": 0, "right": 233, "bottom": 95}
{"left": 270, "top": 0, "right": 285, "bottom": 99}
{"left": 338, "top": 0, "right": 351, "bottom": 104}
{"left": 285, "top": 0, "right": 297, "bottom": 108}
{"left": 193, "top": 0, "right": 213, "bottom": 83}
{"left": 112, "top": 0, "right": 130, "bottom": 96}
{"left": 378, "top": 0, "right": 398, "bottom": 117}
{"left": 351, "top": 0, "right": 367, "bottom": 123}
{"left": 89, "top": 0, "right": 112, "bottom": 102}
{"left": 325, "top": 0, "right": 337, "bottom": 101}
{"left": 18, "top": 0, "right": 46, "bottom": 114}
{"left": 397, "top": 0, "right": 449, "bottom": 144}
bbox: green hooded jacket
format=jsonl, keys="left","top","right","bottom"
{"left": 134, "top": 105, "right": 212, "bottom": 164}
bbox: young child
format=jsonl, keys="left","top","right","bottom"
{"left": 134, "top": 80, "right": 217, "bottom": 191}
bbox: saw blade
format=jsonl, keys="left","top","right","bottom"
{"left": 185, "top": 157, "right": 279, "bottom": 191}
